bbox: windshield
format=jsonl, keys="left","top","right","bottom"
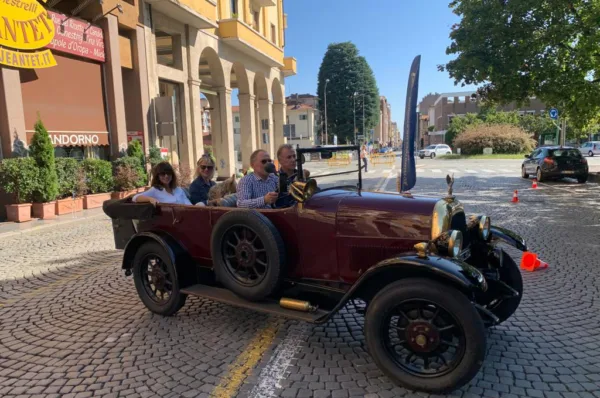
{"left": 425, "top": 145, "right": 436, "bottom": 149}
{"left": 550, "top": 149, "right": 581, "bottom": 158}
{"left": 297, "top": 146, "right": 363, "bottom": 191}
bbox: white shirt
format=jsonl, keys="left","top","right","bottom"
{"left": 133, "top": 186, "right": 191, "bottom": 205}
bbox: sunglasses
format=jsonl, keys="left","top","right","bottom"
{"left": 159, "top": 172, "right": 172, "bottom": 177}
{"left": 200, "top": 165, "right": 214, "bottom": 171}
{"left": 261, "top": 159, "right": 273, "bottom": 164}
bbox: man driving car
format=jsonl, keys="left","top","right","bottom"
{"left": 236, "top": 149, "right": 279, "bottom": 208}
{"left": 277, "top": 144, "right": 310, "bottom": 185}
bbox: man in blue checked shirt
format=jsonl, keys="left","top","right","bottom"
{"left": 236, "top": 149, "right": 279, "bottom": 208}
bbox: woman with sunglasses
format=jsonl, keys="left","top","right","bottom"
{"left": 133, "top": 161, "right": 191, "bottom": 206}
{"left": 189, "top": 154, "right": 217, "bottom": 205}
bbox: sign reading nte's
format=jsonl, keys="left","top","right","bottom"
{"left": 0, "top": 0, "right": 57, "bottom": 68}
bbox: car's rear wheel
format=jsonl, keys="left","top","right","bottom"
{"left": 133, "top": 241, "right": 187, "bottom": 316}
{"left": 364, "top": 278, "right": 486, "bottom": 394}
{"left": 589, "top": 151, "right": 594, "bottom": 157}
{"left": 486, "top": 250, "right": 523, "bottom": 325}
{"left": 577, "top": 174, "right": 588, "bottom": 184}
{"left": 521, "top": 166, "right": 529, "bottom": 179}
{"left": 211, "top": 210, "right": 286, "bottom": 301}
{"left": 536, "top": 168, "right": 544, "bottom": 182}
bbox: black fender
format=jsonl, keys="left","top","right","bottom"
{"left": 315, "top": 255, "right": 487, "bottom": 323}
{"left": 121, "top": 231, "right": 196, "bottom": 287}
{"left": 491, "top": 226, "right": 527, "bottom": 251}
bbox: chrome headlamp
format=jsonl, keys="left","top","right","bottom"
{"left": 448, "top": 230, "right": 463, "bottom": 258}
{"left": 478, "top": 216, "right": 491, "bottom": 241}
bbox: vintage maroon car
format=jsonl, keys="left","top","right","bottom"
{"left": 103, "top": 145, "right": 526, "bottom": 394}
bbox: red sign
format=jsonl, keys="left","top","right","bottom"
{"left": 45, "top": 11, "right": 105, "bottom": 62}
{"left": 127, "top": 131, "right": 144, "bottom": 147}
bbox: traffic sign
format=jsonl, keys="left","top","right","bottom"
{"left": 549, "top": 108, "right": 559, "bottom": 120}
{"left": 357, "top": 135, "right": 365, "bottom": 139}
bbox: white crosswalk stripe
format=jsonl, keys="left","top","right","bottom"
{"left": 482, "top": 169, "right": 496, "bottom": 173}
{"left": 431, "top": 169, "right": 443, "bottom": 173}
{"left": 464, "top": 169, "right": 478, "bottom": 173}
{"left": 448, "top": 169, "right": 460, "bottom": 173}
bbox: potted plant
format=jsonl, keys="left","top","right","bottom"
{"left": 55, "top": 158, "right": 85, "bottom": 215}
{"left": 29, "top": 119, "right": 59, "bottom": 219}
{"left": 112, "top": 155, "right": 146, "bottom": 197}
{"left": 82, "top": 159, "right": 113, "bottom": 209}
{"left": 0, "top": 157, "right": 38, "bottom": 222}
{"left": 111, "top": 164, "right": 140, "bottom": 200}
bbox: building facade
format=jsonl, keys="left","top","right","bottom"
{"left": 417, "top": 91, "right": 547, "bottom": 148}
{"left": 143, "top": 0, "right": 296, "bottom": 177}
{"left": 375, "top": 96, "right": 392, "bottom": 146}
{"left": 282, "top": 94, "right": 319, "bottom": 148}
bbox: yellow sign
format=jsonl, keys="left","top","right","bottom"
{"left": 0, "top": 0, "right": 57, "bottom": 68}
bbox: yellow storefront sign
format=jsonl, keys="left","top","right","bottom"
{"left": 0, "top": 0, "right": 57, "bottom": 68}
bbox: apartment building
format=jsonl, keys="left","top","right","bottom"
{"left": 417, "top": 91, "right": 546, "bottom": 147}
{"left": 375, "top": 96, "right": 392, "bottom": 145}
{"left": 283, "top": 94, "right": 319, "bottom": 148}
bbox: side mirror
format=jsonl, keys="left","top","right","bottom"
{"left": 300, "top": 153, "right": 306, "bottom": 164}
{"left": 524, "top": 154, "right": 530, "bottom": 158}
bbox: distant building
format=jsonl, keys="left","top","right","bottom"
{"left": 285, "top": 94, "right": 320, "bottom": 148}
{"left": 417, "top": 91, "right": 546, "bottom": 148}
{"left": 375, "top": 96, "right": 392, "bottom": 145}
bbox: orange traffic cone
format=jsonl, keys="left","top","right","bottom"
{"left": 520, "top": 252, "right": 549, "bottom": 272}
{"left": 532, "top": 179, "right": 538, "bottom": 189}
{"left": 511, "top": 190, "right": 519, "bottom": 203}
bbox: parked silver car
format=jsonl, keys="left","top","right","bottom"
{"left": 418, "top": 144, "right": 453, "bottom": 159}
{"left": 578, "top": 141, "right": 600, "bottom": 157}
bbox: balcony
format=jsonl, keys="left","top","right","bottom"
{"left": 254, "top": 0, "right": 277, "bottom": 6}
{"left": 144, "top": 0, "right": 218, "bottom": 30}
{"left": 219, "top": 19, "right": 284, "bottom": 67}
{"left": 282, "top": 57, "right": 296, "bottom": 77}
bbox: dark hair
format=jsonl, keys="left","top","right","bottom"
{"left": 151, "top": 161, "right": 178, "bottom": 191}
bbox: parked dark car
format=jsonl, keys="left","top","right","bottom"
{"left": 522, "top": 146, "right": 588, "bottom": 183}
{"left": 103, "top": 145, "right": 527, "bottom": 394}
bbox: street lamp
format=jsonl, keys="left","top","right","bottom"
{"left": 324, "top": 79, "right": 329, "bottom": 145}
{"left": 353, "top": 92, "right": 358, "bottom": 145}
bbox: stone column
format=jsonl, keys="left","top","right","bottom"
{"left": 0, "top": 68, "right": 26, "bottom": 158}
{"left": 188, "top": 79, "right": 203, "bottom": 162}
{"left": 100, "top": 14, "right": 128, "bottom": 158}
{"left": 238, "top": 93, "right": 257, "bottom": 168}
{"left": 213, "top": 87, "right": 236, "bottom": 179}
{"left": 258, "top": 99, "right": 273, "bottom": 155}
{"left": 272, "top": 101, "right": 286, "bottom": 151}
{"left": 133, "top": 25, "right": 151, "bottom": 157}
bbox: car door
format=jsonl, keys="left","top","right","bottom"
{"left": 525, "top": 149, "right": 540, "bottom": 173}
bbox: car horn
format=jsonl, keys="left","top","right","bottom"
{"left": 290, "top": 179, "right": 318, "bottom": 203}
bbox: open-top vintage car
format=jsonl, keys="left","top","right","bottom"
{"left": 103, "top": 145, "right": 527, "bottom": 394}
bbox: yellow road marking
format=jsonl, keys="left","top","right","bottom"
{"left": 210, "top": 321, "right": 281, "bottom": 398}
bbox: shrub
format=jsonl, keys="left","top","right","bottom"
{"left": 82, "top": 159, "right": 112, "bottom": 194}
{"left": 113, "top": 165, "right": 139, "bottom": 192}
{"left": 148, "top": 146, "right": 163, "bottom": 167}
{"left": 113, "top": 156, "right": 146, "bottom": 188}
{"left": 127, "top": 140, "right": 145, "bottom": 166}
{"left": 55, "top": 158, "right": 81, "bottom": 199}
{"left": 204, "top": 145, "right": 213, "bottom": 156}
{"left": 0, "top": 158, "right": 39, "bottom": 203}
{"left": 453, "top": 124, "right": 536, "bottom": 155}
{"left": 173, "top": 164, "right": 193, "bottom": 188}
{"left": 28, "top": 119, "right": 59, "bottom": 203}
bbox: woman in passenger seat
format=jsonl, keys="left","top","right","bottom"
{"left": 189, "top": 154, "right": 217, "bottom": 205}
{"left": 133, "top": 162, "right": 191, "bottom": 206}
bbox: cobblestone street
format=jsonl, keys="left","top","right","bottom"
{"left": 1, "top": 164, "right": 599, "bottom": 398}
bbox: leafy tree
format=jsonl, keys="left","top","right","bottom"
{"left": 445, "top": 113, "right": 481, "bottom": 145}
{"left": 317, "top": 42, "right": 379, "bottom": 144}
{"left": 28, "top": 119, "right": 59, "bottom": 203}
{"left": 439, "top": 0, "right": 600, "bottom": 129}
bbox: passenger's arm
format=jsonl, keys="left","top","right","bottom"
{"left": 189, "top": 179, "right": 206, "bottom": 205}
{"left": 133, "top": 187, "right": 159, "bottom": 205}
{"left": 236, "top": 178, "right": 266, "bottom": 208}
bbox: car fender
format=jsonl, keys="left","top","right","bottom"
{"left": 315, "top": 255, "right": 487, "bottom": 324}
{"left": 491, "top": 226, "right": 527, "bottom": 251}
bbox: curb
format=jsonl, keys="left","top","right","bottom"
{"left": 0, "top": 210, "right": 106, "bottom": 239}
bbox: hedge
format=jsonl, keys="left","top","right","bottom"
{"left": 55, "top": 158, "right": 82, "bottom": 199}
{"left": 112, "top": 156, "right": 146, "bottom": 188}
{"left": 82, "top": 159, "right": 113, "bottom": 194}
{"left": 453, "top": 124, "right": 536, "bottom": 155}
{"left": 0, "top": 157, "right": 38, "bottom": 204}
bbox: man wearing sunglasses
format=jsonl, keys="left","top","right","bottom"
{"left": 236, "top": 149, "right": 279, "bottom": 208}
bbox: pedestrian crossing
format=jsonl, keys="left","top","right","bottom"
{"left": 417, "top": 167, "right": 516, "bottom": 175}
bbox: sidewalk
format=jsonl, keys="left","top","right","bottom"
{"left": 0, "top": 207, "right": 107, "bottom": 238}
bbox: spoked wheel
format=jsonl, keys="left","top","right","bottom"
{"left": 211, "top": 210, "right": 286, "bottom": 301}
{"left": 365, "top": 279, "right": 485, "bottom": 394}
{"left": 133, "top": 241, "right": 186, "bottom": 316}
{"left": 222, "top": 225, "right": 268, "bottom": 287}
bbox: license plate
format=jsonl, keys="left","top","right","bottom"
{"left": 562, "top": 170, "right": 575, "bottom": 175}
{"left": 458, "top": 247, "right": 471, "bottom": 261}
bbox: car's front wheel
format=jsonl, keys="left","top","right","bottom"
{"left": 419, "top": 155, "right": 424, "bottom": 159}
{"left": 521, "top": 166, "right": 529, "bottom": 179}
{"left": 431, "top": 153, "right": 436, "bottom": 159}
{"left": 589, "top": 151, "right": 594, "bottom": 157}
{"left": 364, "top": 278, "right": 486, "bottom": 394}
{"left": 133, "top": 241, "right": 187, "bottom": 316}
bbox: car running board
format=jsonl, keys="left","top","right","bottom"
{"left": 181, "top": 284, "right": 331, "bottom": 323}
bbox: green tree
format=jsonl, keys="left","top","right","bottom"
{"left": 28, "top": 119, "right": 59, "bottom": 203}
{"left": 439, "top": 0, "right": 600, "bottom": 129}
{"left": 317, "top": 42, "right": 379, "bottom": 144}
{"left": 445, "top": 113, "right": 481, "bottom": 145}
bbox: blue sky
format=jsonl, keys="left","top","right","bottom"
{"left": 282, "top": 0, "right": 478, "bottom": 126}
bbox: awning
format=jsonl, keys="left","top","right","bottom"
{"left": 26, "top": 131, "right": 109, "bottom": 147}
{"left": 428, "top": 130, "right": 447, "bottom": 136}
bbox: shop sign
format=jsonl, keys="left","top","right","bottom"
{"left": 127, "top": 131, "right": 144, "bottom": 146}
{"left": 26, "top": 131, "right": 109, "bottom": 146}
{"left": 160, "top": 148, "right": 169, "bottom": 159}
{"left": 46, "top": 11, "right": 105, "bottom": 62}
{"left": 0, "top": 0, "right": 57, "bottom": 68}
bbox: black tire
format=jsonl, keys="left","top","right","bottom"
{"left": 577, "top": 174, "right": 588, "bottom": 183}
{"left": 211, "top": 210, "right": 286, "bottom": 301}
{"left": 521, "top": 166, "right": 529, "bottom": 179}
{"left": 589, "top": 151, "right": 594, "bottom": 157}
{"left": 487, "top": 250, "right": 523, "bottom": 324}
{"left": 364, "top": 278, "right": 486, "bottom": 394}
{"left": 431, "top": 153, "right": 436, "bottom": 159}
{"left": 419, "top": 155, "right": 424, "bottom": 159}
{"left": 132, "top": 241, "right": 187, "bottom": 316}
{"left": 536, "top": 167, "right": 544, "bottom": 182}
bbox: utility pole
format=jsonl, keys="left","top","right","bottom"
{"left": 324, "top": 79, "right": 329, "bottom": 145}
{"left": 362, "top": 93, "right": 365, "bottom": 144}
{"left": 561, "top": 119, "right": 567, "bottom": 146}
{"left": 353, "top": 93, "right": 357, "bottom": 145}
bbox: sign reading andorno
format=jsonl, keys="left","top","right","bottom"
{"left": 0, "top": 0, "right": 57, "bottom": 68}
{"left": 26, "top": 131, "right": 110, "bottom": 146}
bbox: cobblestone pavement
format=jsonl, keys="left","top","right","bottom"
{"left": 0, "top": 167, "right": 599, "bottom": 398}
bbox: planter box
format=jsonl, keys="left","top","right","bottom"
{"left": 5, "top": 203, "right": 32, "bottom": 223}
{"left": 84, "top": 193, "right": 112, "bottom": 209}
{"left": 56, "top": 197, "right": 83, "bottom": 215}
{"left": 32, "top": 202, "right": 56, "bottom": 219}
{"left": 111, "top": 190, "right": 138, "bottom": 200}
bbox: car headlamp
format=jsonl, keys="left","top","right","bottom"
{"left": 448, "top": 230, "right": 463, "bottom": 258}
{"left": 479, "top": 216, "right": 491, "bottom": 241}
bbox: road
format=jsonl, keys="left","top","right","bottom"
{"left": 0, "top": 157, "right": 599, "bottom": 398}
